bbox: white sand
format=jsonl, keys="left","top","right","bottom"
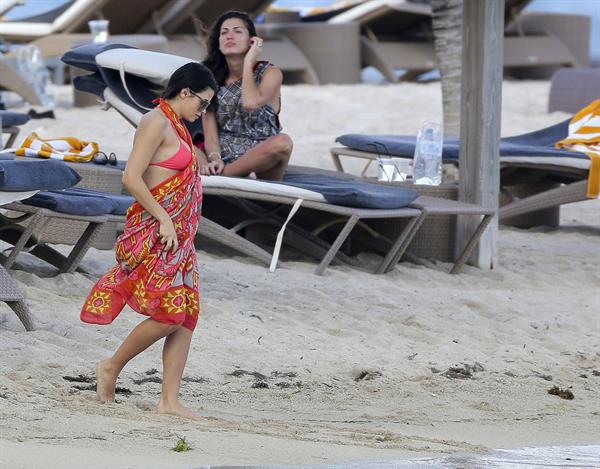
{"left": 1, "top": 81, "right": 599, "bottom": 468}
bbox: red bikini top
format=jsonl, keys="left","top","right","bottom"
{"left": 149, "top": 122, "right": 193, "bottom": 171}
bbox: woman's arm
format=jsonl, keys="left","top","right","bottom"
{"left": 241, "top": 38, "right": 283, "bottom": 111}
{"left": 122, "top": 113, "right": 178, "bottom": 251}
{"left": 201, "top": 110, "right": 224, "bottom": 175}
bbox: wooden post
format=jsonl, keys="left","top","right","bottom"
{"left": 457, "top": 0, "right": 504, "bottom": 269}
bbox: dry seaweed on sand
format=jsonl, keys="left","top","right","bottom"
{"left": 132, "top": 376, "right": 162, "bottom": 385}
{"left": 63, "top": 374, "right": 94, "bottom": 383}
{"left": 548, "top": 385, "right": 575, "bottom": 400}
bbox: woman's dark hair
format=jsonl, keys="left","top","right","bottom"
{"left": 162, "top": 62, "right": 218, "bottom": 99}
{"left": 203, "top": 10, "right": 257, "bottom": 86}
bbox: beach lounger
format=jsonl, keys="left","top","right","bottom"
{"left": 0, "top": 0, "right": 174, "bottom": 41}
{"left": 0, "top": 158, "right": 116, "bottom": 274}
{"left": 331, "top": 118, "right": 594, "bottom": 226}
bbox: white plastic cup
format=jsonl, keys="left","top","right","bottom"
{"left": 88, "top": 20, "right": 109, "bottom": 44}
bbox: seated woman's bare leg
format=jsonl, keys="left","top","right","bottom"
{"left": 221, "top": 133, "right": 293, "bottom": 181}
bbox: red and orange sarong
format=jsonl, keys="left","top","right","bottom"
{"left": 81, "top": 100, "right": 202, "bottom": 330}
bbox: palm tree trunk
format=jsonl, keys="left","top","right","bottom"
{"left": 431, "top": 0, "right": 464, "bottom": 137}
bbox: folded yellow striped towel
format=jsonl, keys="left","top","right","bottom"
{"left": 16, "top": 132, "right": 99, "bottom": 163}
{"left": 555, "top": 99, "right": 600, "bottom": 198}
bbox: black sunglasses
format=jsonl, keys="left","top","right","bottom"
{"left": 190, "top": 91, "right": 211, "bottom": 112}
{"left": 93, "top": 151, "right": 117, "bottom": 166}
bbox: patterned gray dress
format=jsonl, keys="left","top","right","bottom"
{"left": 217, "top": 61, "right": 281, "bottom": 164}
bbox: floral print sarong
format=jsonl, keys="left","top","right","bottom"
{"left": 81, "top": 101, "right": 202, "bottom": 330}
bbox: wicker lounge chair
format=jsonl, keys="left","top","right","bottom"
{"left": 0, "top": 159, "right": 114, "bottom": 274}
{"left": 331, "top": 118, "right": 594, "bottom": 227}
{"left": 0, "top": 263, "right": 33, "bottom": 331}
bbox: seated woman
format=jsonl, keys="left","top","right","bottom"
{"left": 201, "top": 10, "right": 293, "bottom": 181}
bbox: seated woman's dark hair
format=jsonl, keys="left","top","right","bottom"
{"left": 161, "top": 62, "right": 218, "bottom": 100}
{"left": 203, "top": 10, "right": 257, "bottom": 86}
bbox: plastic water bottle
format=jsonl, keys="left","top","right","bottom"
{"left": 413, "top": 118, "right": 443, "bottom": 185}
{"left": 16, "top": 44, "right": 55, "bottom": 107}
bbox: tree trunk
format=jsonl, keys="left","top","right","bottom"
{"left": 431, "top": 0, "right": 464, "bottom": 137}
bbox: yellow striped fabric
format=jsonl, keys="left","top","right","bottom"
{"left": 555, "top": 99, "right": 600, "bottom": 198}
{"left": 15, "top": 132, "right": 99, "bottom": 163}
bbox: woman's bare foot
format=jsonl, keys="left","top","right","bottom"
{"left": 157, "top": 400, "right": 201, "bottom": 420}
{"left": 96, "top": 360, "right": 118, "bottom": 403}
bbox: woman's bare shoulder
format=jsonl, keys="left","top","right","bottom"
{"left": 139, "top": 108, "right": 167, "bottom": 132}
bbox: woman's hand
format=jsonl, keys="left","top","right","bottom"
{"left": 207, "top": 159, "right": 224, "bottom": 175}
{"left": 159, "top": 218, "right": 178, "bottom": 253}
{"left": 244, "top": 36, "right": 263, "bottom": 66}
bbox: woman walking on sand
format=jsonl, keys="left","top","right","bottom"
{"left": 80, "top": 63, "right": 217, "bottom": 420}
{"left": 200, "top": 10, "right": 293, "bottom": 181}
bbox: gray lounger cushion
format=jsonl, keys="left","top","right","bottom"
{"left": 282, "top": 173, "right": 419, "bottom": 209}
{"left": 336, "top": 119, "right": 587, "bottom": 161}
{"left": 0, "top": 159, "right": 81, "bottom": 191}
{"left": 23, "top": 188, "right": 134, "bottom": 216}
{"left": 0, "top": 111, "right": 30, "bottom": 128}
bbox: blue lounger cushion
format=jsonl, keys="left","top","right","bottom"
{"left": 23, "top": 188, "right": 134, "bottom": 216}
{"left": 282, "top": 173, "right": 419, "bottom": 209}
{"left": 0, "top": 158, "right": 81, "bottom": 192}
{"left": 336, "top": 119, "right": 588, "bottom": 161}
{"left": 1, "top": 111, "right": 30, "bottom": 128}
{"left": 73, "top": 72, "right": 107, "bottom": 100}
{"left": 61, "top": 43, "right": 135, "bottom": 73}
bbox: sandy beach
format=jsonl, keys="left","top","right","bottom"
{"left": 1, "top": 80, "right": 599, "bottom": 468}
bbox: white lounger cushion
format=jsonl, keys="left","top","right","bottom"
{"left": 96, "top": 48, "right": 195, "bottom": 85}
{"left": 201, "top": 176, "right": 326, "bottom": 202}
{"left": 104, "top": 89, "right": 143, "bottom": 125}
{"left": 0, "top": 190, "right": 39, "bottom": 205}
